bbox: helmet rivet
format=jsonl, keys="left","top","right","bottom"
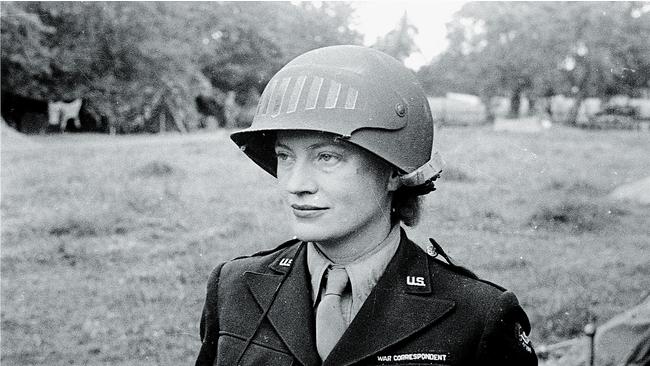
{"left": 395, "top": 103, "right": 407, "bottom": 117}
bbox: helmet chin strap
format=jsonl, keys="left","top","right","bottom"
{"left": 399, "top": 151, "right": 445, "bottom": 188}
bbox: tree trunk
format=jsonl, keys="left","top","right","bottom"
{"left": 509, "top": 86, "right": 522, "bottom": 118}
{"left": 567, "top": 92, "right": 586, "bottom": 126}
{"left": 528, "top": 97, "right": 535, "bottom": 117}
{"left": 567, "top": 61, "right": 592, "bottom": 126}
{"left": 480, "top": 94, "right": 495, "bottom": 124}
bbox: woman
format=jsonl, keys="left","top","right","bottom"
{"left": 196, "top": 45, "right": 537, "bottom": 365}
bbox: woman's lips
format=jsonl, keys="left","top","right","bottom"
{"left": 291, "top": 204, "right": 328, "bottom": 218}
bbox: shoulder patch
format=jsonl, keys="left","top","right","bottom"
{"left": 231, "top": 238, "right": 301, "bottom": 261}
{"left": 514, "top": 322, "right": 534, "bottom": 353}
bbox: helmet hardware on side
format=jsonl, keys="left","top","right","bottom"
{"left": 231, "top": 45, "right": 443, "bottom": 193}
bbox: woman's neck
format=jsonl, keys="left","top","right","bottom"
{"left": 315, "top": 216, "right": 394, "bottom": 264}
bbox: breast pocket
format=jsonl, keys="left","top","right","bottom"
{"left": 215, "top": 333, "right": 295, "bottom": 366}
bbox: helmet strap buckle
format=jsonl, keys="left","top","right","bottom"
{"left": 399, "top": 151, "right": 445, "bottom": 187}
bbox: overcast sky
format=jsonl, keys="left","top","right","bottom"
{"left": 350, "top": 1, "right": 466, "bottom": 70}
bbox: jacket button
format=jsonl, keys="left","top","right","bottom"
{"left": 395, "top": 103, "right": 407, "bottom": 117}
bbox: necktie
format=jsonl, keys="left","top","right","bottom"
{"left": 316, "top": 266, "right": 349, "bottom": 360}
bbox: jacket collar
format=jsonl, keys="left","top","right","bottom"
{"left": 244, "top": 232, "right": 456, "bottom": 366}
{"left": 244, "top": 242, "right": 321, "bottom": 366}
{"left": 323, "top": 231, "right": 455, "bottom": 366}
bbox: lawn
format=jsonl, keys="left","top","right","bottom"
{"left": 1, "top": 126, "right": 649, "bottom": 365}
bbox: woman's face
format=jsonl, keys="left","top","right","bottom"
{"left": 275, "top": 130, "right": 398, "bottom": 247}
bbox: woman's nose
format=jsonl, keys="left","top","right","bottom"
{"left": 280, "top": 160, "right": 318, "bottom": 195}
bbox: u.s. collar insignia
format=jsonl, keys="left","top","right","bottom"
{"left": 279, "top": 258, "right": 293, "bottom": 267}
{"left": 514, "top": 322, "right": 533, "bottom": 352}
{"left": 406, "top": 276, "right": 426, "bottom": 287}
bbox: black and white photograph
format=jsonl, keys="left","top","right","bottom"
{"left": 1, "top": 2, "right": 649, "bottom": 365}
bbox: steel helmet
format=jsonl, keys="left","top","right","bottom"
{"left": 231, "top": 45, "right": 443, "bottom": 191}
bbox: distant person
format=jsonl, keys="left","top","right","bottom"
{"left": 195, "top": 45, "right": 538, "bottom": 365}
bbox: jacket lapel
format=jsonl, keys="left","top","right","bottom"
{"left": 244, "top": 243, "right": 320, "bottom": 366}
{"left": 324, "top": 236, "right": 456, "bottom": 366}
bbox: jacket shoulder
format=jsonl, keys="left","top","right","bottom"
{"left": 218, "top": 238, "right": 302, "bottom": 274}
{"left": 420, "top": 237, "right": 507, "bottom": 293}
{"left": 428, "top": 256, "right": 507, "bottom": 304}
{"left": 232, "top": 238, "right": 301, "bottom": 261}
{"left": 439, "top": 259, "right": 508, "bottom": 293}
{"left": 413, "top": 239, "right": 537, "bottom": 362}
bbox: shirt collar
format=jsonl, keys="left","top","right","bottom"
{"left": 307, "top": 225, "right": 401, "bottom": 306}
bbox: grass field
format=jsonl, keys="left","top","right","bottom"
{"left": 2, "top": 126, "right": 649, "bottom": 365}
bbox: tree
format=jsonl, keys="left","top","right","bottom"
{"left": 2, "top": 2, "right": 215, "bottom": 131}
{"left": 419, "top": 2, "right": 650, "bottom": 123}
{"left": 372, "top": 11, "right": 418, "bottom": 61}
{"left": 199, "top": 2, "right": 362, "bottom": 100}
{"left": 1, "top": 2, "right": 54, "bottom": 98}
{"left": 2, "top": 2, "right": 362, "bottom": 132}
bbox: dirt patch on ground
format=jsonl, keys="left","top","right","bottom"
{"left": 132, "top": 160, "right": 179, "bottom": 178}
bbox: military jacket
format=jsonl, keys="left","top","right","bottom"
{"left": 196, "top": 233, "right": 538, "bottom": 365}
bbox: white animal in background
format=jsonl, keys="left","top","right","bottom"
{"left": 47, "top": 101, "right": 63, "bottom": 126}
{"left": 48, "top": 99, "right": 82, "bottom": 132}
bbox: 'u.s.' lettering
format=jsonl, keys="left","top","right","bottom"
{"left": 406, "top": 276, "right": 425, "bottom": 287}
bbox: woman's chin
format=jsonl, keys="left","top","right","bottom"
{"left": 292, "top": 231, "right": 322, "bottom": 243}
{"left": 292, "top": 224, "right": 336, "bottom": 244}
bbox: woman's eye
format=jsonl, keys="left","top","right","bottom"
{"left": 317, "top": 153, "right": 340, "bottom": 164}
{"left": 275, "top": 151, "right": 292, "bottom": 162}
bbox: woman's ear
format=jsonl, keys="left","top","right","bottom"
{"left": 387, "top": 168, "right": 401, "bottom": 192}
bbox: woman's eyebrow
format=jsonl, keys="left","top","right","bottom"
{"left": 274, "top": 142, "right": 292, "bottom": 150}
{"left": 275, "top": 140, "right": 346, "bottom": 151}
{"left": 307, "top": 141, "right": 346, "bottom": 151}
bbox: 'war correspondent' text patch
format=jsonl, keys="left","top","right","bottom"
{"left": 375, "top": 352, "right": 451, "bottom": 364}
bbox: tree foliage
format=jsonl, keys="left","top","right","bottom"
{"left": 372, "top": 11, "right": 418, "bottom": 61}
{"left": 1, "top": 2, "right": 361, "bottom": 132}
{"left": 200, "top": 2, "right": 360, "bottom": 102}
{"left": 418, "top": 2, "right": 650, "bottom": 121}
{"left": 1, "top": 2, "right": 54, "bottom": 97}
